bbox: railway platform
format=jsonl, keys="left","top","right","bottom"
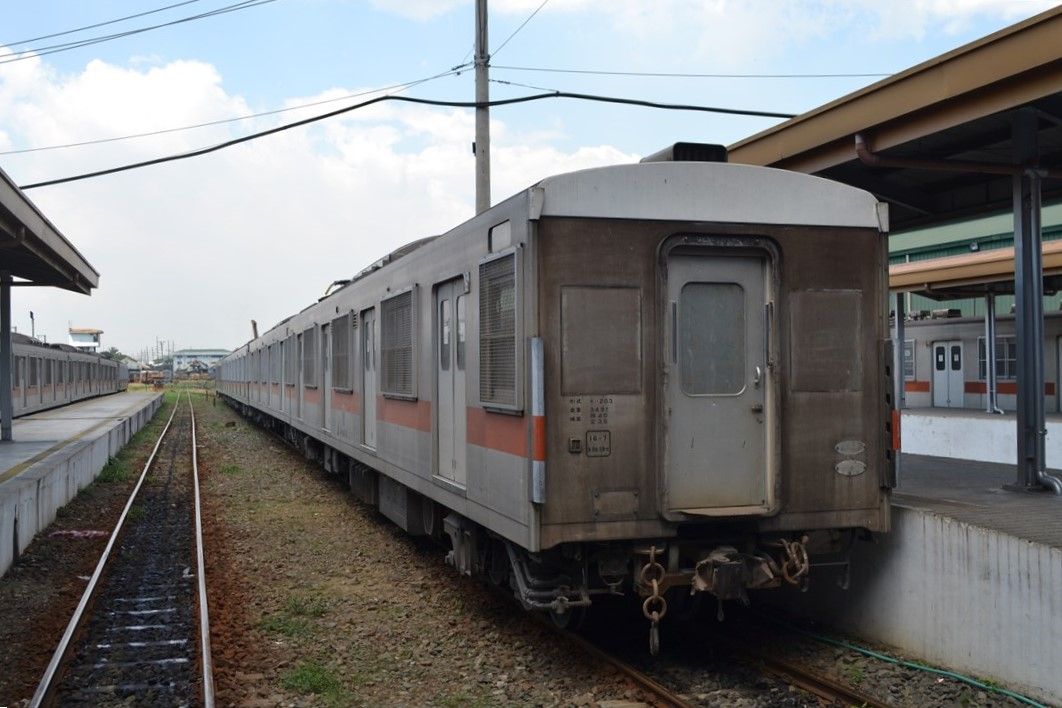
{"left": 772, "top": 452, "right": 1062, "bottom": 705}
{"left": 0, "top": 390, "right": 162, "bottom": 577}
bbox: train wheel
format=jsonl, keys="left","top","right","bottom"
{"left": 421, "top": 499, "right": 444, "bottom": 540}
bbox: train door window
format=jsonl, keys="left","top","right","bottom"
{"left": 456, "top": 295, "right": 466, "bottom": 370}
{"left": 680, "top": 283, "right": 745, "bottom": 395}
{"left": 440, "top": 298, "right": 451, "bottom": 371}
{"left": 362, "top": 308, "right": 378, "bottom": 449}
{"left": 479, "top": 252, "right": 518, "bottom": 408}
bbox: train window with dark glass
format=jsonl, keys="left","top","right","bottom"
{"left": 935, "top": 346, "right": 945, "bottom": 371}
{"left": 29, "top": 358, "right": 38, "bottom": 387}
{"left": 303, "top": 327, "right": 316, "bottom": 387}
{"left": 680, "top": 282, "right": 745, "bottom": 395}
{"left": 381, "top": 289, "right": 416, "bottom": 398}
{"left": 331, "top": 313, "right": 352, "bottom": 390}
{"left": 562, "top": 286, "right": 641, "bottom": 395}
{"left": 456, "top": 295, "right": 466, "bottom": 371}
{"left": 439, "top": 299, "right": 451, "bottom": 371}
{"left": 285, "top": 335, "right": 297, "bottom": 385}
{"left": 480, "top": 253, "right": 517, "bottom": 407}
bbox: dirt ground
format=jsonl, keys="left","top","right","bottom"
{"left": 194, "top": 392, "right": 646, "bottom": 707}
{"left": 0, "top": 392, "right": 176, "bottom": 703}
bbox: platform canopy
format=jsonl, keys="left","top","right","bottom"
{"left": 890, "top": 241, "right": 1062, "bottom": 300}
{"left": 728, "top": 6, "right": 1062, "bottom": 231}
{"left": 0, "top": 167, "right": 98, "bottom": 294}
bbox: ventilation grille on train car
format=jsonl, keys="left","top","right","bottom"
{"left": 331, "top": 313, "right": 352, "bottom": 390}
{"left": 381, "top": 290, "right": 415, "bottom": 397}
{"left": 479, "top": 254, "right": 517, "bottom": 407}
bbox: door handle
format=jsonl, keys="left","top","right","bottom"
{"left": 753, "top": 365, "right": 763, "bottom": 388}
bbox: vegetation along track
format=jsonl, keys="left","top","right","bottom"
{"left": 29, "top": 393, "right": 215, "bottom": 707}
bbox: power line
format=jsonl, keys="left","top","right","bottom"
{"left": 0, "top": 67, "right": 468, "bottom": 156}
{"left": 2, "top": 0, "right": 203, "bottom": 48}
{"left": 492, "top": 0, "right": 550, "bottom": 58}
{"left": 0, "top": 0, "right": 276, "bottom": 67}
{"left": 19, "top": 91, "right": 794, "bottom": 190}
{"left": 492, "top": 64, "right": 894, "bottom": 79}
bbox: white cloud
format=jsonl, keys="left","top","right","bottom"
{"left": 0, "top": 54, "right": 636, "bottom": 355}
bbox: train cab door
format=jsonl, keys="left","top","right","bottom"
{"left": 362, "top": 308, "right": 377, "bottom": 449}
{"left": 435, "top": 279, "right": 467, "bottom": 487}
{"left": 932, "top": 340, "right": 964, "bottom": 408}
{"left": 664, "top": 251, "right": 770, "bottom": 514}
{"left": 322, "top": 323, "right": 332, "bottom": 431}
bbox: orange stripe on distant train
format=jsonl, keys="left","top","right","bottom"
{"left": 378, "top": 396, "right": 432, "bottom": 432}
{"left": 467, "top": 407, "right": 528, "bottom": 457}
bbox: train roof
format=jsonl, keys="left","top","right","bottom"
{"left": 532, "top": 162, "right": 885, "bottom": 231}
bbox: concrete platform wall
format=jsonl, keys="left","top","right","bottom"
{"left": 0, "top": 396, "right": 162, "bottom": 576}
{"left": 902, "top": 410, "right": 1062, "bottom": 467}
{"left": 770, "top": 506, "right": 1061, "bottom": 705}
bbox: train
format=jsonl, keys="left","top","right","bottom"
{"left": 217, "top": 149, "right": 894, "bottom": 648}
{"left": 10, "top": 332, "right": 128, "bottom": 417}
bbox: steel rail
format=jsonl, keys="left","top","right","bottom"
{"left": 726, "top": 639, "right": 890, "bottom": 708}
{"left": 545, "top": 620, "right": 695, "bottom": 708}
{"left": 190, "top": 394, "right": 216, "bottom": 707}
{"left": 29, "top": 392, "right": 183, "bottom": 708}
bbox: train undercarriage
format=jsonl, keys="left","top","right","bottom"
{"left": 225, "top": 395, "right": 861, "bottom": 654}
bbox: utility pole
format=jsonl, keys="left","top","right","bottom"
{"left": 474, "top": 0, "right": 491, "bottom": 214}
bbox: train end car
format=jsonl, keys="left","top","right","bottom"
{"left": 217, "top": 156, "right": 894, "bottom": 644}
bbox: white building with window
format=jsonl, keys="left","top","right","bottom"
{"left": 172, "top": 348, "right": 230, "bottom": 374}
{"left": 68, "top": 327, "right": 102, "bottom": 353}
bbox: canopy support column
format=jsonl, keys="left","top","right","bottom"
{"left": 985, "top": 293, "right": 1003, "bottom": 415}
{"left": 1, "top": 271, "right": 12, "bottom": 442}
{"left": 1009, "top": 108, "right": 1061, "bottom": 494}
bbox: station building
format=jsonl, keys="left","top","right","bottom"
{"left": 67, "top": 327, "right": 103, "bottom": 353}
{"left": 891, "top": 203, "right": 1062, "bottom": 413}
{"left": 172, "top": 348, "right": 230, "bottom": 374}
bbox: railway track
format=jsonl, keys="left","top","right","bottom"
{"left": 29, "top": 393, "right": 215, "bottom": 707}
{"left": 560, "top": 602, "right": 890, "bottom": 707}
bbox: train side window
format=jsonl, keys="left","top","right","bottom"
{"left": 489, "top": 221, "right": 512, "bottom": 252}
{"left": 303, "top": 327, "right": 317, "bottom": 387}
{"left": 285, "top": 335, "right": 297, "bottom": 386}
{"left": 456, "top": 295, "right": 466, "bottom": 371}
{"left": 331, "top": 313, "right": 352, "bottom": 390}
{"left": 935, "top": 346, "right": 945, "bottom": 371}
{"left": 381, "top": 289, "right": 416, "bottom": 398}
{"left": 29, "top": 358, "right": 38, "bottom": 387}
{"left": 479, "top": 253, "right": 518, "bottom": 408}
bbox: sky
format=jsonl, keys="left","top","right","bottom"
{"left": 0, "top": 0, "right": 1058, "bottom": 358}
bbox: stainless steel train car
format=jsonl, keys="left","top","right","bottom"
{"left": 10, "top": 332, "right": 128, "bottom": 417}
{"left": 218, "top": 155, "right": 894, "bottom": 640}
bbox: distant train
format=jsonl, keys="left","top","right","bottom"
{"left": 10, "top": 332, "right": 128, "bottom": 417}
{"left": 218, "top": 152, "right": 894, "bottom": 645}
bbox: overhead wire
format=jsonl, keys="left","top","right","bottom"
{"left": 0, "top": 66, "right": 470, "bottom": 156}
{"left": 19, "top": 91, "right": 795, "bottom": 190}
{"left": 2, "top": 0, "right": 203, "bottom": 48}
{"left": 491, "top": 0, "right": 551, "bottom": 58}
{"left": 0, "top": 0, "right": 276, "bottom": 67}
{"left": 492, "top": 64, "right": 894, "bottom": 79}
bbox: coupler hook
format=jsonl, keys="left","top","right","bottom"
{"left": 639, "top": 546, "right": 668, "bottom": 655}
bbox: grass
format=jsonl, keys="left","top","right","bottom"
{"left": 257, "top": 594, "right": 329, "bottom": 638}
{"left": 280, "top": 660, "right": 344, "bottom": 698}
{"left": 97, "top": 457, "right": 131, "bottom": 483}
{"left": 438, "top": 691, "right": 493, "bottom": 708}
{"left": 844, "top": 664, "right": 866, "bottom": 685}
{"left": 285, "top": 595, "right": 328, "bottom": 618}
{"left": 126, "top": 504, "right": 145, "bottom": 522}
{"left": 257, "top": 613, "right": 312, "bottom": 638}
{"left": 220, "top": 463, "right": 243, "bottom": 476}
